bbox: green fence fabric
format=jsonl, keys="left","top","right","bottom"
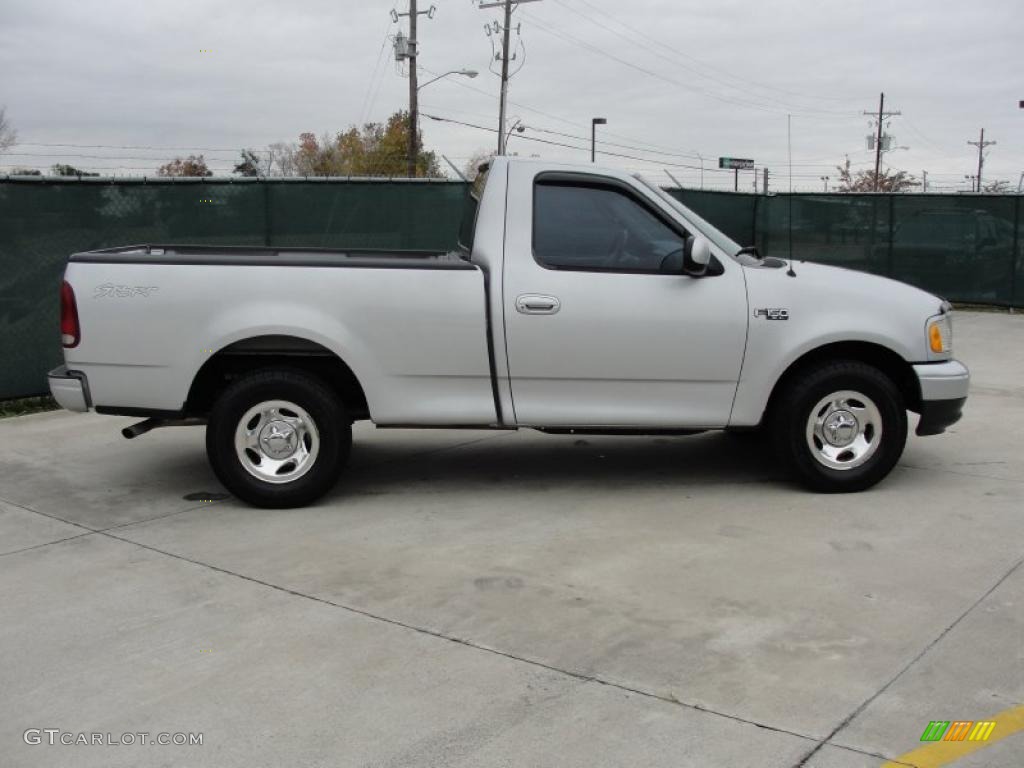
{"left": 0, "top": 177, "right": 467, "bottom": 399}
{"left": 667, "top": 188, "right": 757, "bottom": 248}
{"left": 1, "top": 178, "right": 1021, "bottom": 400}
{"left": 749, "top": 193, "right": 1022, "bottom": 307}
{"left": 666, "top": 189, "right": 1022, "bottom": 309}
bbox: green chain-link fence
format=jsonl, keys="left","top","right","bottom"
{"left": 2, "top": 178, "right": 1021, "bottom": 400}
{"left": 0, "top": 177, "right": 467, "bottom": 399}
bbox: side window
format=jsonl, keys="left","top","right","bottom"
{"left": 533, "top": 181, "right": 686, "bottom": 272}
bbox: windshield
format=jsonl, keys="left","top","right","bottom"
{"left": 634, "top": 175, "right": 742, "bottom": 256}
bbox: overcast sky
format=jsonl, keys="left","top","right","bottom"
{"left": 1, "top": 0, "right": 1021, "bottom": 190}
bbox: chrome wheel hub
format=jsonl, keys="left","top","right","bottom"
{"left": 259, "top": 421, "right": 298, "bottom": 459}
{"left": 806, "top": 390, "right": 882, "bottom": 471}
{"left": 234, "top": 400, "right": 319, "bottom": 484}
{"left": 823, "top": 409, "right": 858, "bottom": 447}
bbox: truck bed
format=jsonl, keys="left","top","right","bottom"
{"left": 62, "top": 244, "right": 495, "bottom": 425}
{"left": 70, "top": 244, "right": 474, "bottom": 270}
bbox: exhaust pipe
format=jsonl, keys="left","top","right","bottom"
{"left": 122, "top": 418, "right": 162, "bottom": 439}
{"left": 122, "top": 417, "right": 205, "bottom": 439}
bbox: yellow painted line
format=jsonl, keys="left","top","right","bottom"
{"left": 881, "top": 704, "right": 1024, "bottom": 768}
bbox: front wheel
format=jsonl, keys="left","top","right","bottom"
{"left": 772, "top": 360, "right": 907, "bottom": 493}
{"left": 206, "top": 369, "right": 351, "bottom": 508}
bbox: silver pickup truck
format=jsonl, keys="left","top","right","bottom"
{"left": 50, "top": 158, "right": 969, "bottom": 507}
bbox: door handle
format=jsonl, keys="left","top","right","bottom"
{"left": 515, "top": 294, "right": 561, "bottom": 315}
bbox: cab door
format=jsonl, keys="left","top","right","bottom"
{"left": 501, "top": 166, "right": 748, "bottom": 428}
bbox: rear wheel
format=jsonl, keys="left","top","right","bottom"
{"left": 772, "top": 360, "right": 906, "bottom": 492}
{"left": 206, "top": 369, "right": 350, "bottom": 508}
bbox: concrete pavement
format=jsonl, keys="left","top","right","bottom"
{"left": 1, "top": 310, "right": 1021, "bottom": 767}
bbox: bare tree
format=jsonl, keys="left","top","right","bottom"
{"left": 835, "top": 156, "right": 917, "bottom": 193}
{"left": 0, "top": 106, "right": 17, "bottom": 153}
{"left": 267, "top": 141, "right": 300, "bottom": 176}
{"left": 983, "top": 179, "right": 1011, "bottom": 194}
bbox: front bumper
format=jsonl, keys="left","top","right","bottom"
{"left": 48, "top": 365, "right": 91, "bottom": 412}
{"left": 913, "top": 359, "right": 969, "bottom": 436}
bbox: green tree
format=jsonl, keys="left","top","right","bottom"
{"left": 51, "top": 163, "right": 99, "bottom": 177}
{"left": 157, "top": 154, "right": 213, "bottom": 177}
{"left": 233, "top": 149, "right": 264, "bottom": 177}
{"left": 273, "top": 110, "right": 442, "bottom": 178}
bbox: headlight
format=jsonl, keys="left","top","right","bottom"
{"left": 926, "top": 312, "right": 953, "bottom": 356}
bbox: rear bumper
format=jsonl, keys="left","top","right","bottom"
{"left": 48, "top": 366, "right": 91, "bottom": 412}
{"left": 912, "top": 360, "right": 969, "bottom": 436}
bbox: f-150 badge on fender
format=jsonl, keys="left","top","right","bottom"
{"left": 754, "top": 308, "right": 789, "bottom": 320}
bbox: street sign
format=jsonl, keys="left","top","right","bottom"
{"left": 718, "top": 157, "right": 754, "bottom": 170}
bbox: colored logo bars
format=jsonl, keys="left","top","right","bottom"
{"left": 920, "top": 721, "right": 996, "bottom": 742}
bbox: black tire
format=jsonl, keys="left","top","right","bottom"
{"left": 771, "top": 360, "right": 906, "bottom": 493}
{"left": 206, "top": 369, "right": 351, "bottom": 508}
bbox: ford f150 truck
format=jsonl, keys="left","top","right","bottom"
{"left": 49, "top": 158, "right": 969, "bottom": 507}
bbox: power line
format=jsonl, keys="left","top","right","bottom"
{"left": 519, "top": 9, "right": 859, "bottom": 118}
{"left": 568, "top": 0, "right": 865, "bottom": 105}
{"left": 424, "top": 112, "right": 710, "bottom": 170}
{"left": 17, "top": 141, "right": 263, "bottom": 154}
{"left": 418, "top": 63, "right": 709, "bottom": 157}
{"left": 551, "top": 0, "right": 861, "bottom": 114}
{"left": 359, "top": 18, "right": 396, "bottom": 125}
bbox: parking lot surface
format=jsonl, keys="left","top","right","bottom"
{"left": 1, "top": 310, "right": 1022, "bottom": 767}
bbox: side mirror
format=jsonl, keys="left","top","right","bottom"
{"left": 683, "top": 235, "right": 711, "bottom": 277}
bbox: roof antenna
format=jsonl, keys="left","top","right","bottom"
{"left": 786, "top": 113, "right": 797, "bottom": 277}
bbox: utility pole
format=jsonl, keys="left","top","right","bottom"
{"left": 392, "top": 2, "right": 436, "bottom": 177}
{"left": 479, "top": 0, "right": 541, "bottom": 155}
{"left": 863, "top": 92, "right": 901, "bottom": 192}
{"left": 967, "top": 128, "right": 996, "bottom": 192}
{"left": 496, "top": 0, "right": 512, "bottom": 155}
{"left": 408, "top": 0, "right": 419, "bottom": 178}
{"left": 921, "top": 170, "right": 928, "bottom": 193}
{"left": 591, "top": 117, "right": 606, "bottom": 162}
{"left": 762, "top": 168, "right": 769, "bottom": 194}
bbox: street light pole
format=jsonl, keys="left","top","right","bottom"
{"left": 417, "top": 69, "right": 478, "bottom": 91}
{"left": 506, "top": 118, "right": 525, "bottom": 148}
{"left": 591, "top": 117, "right": 606, "bottom": 162}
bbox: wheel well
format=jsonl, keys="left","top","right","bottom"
{"left": 185, "top": 335, "right": 369, "bottom": 420}
{"left": 763, "top": 341, "right": 921, "bottom": 424}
